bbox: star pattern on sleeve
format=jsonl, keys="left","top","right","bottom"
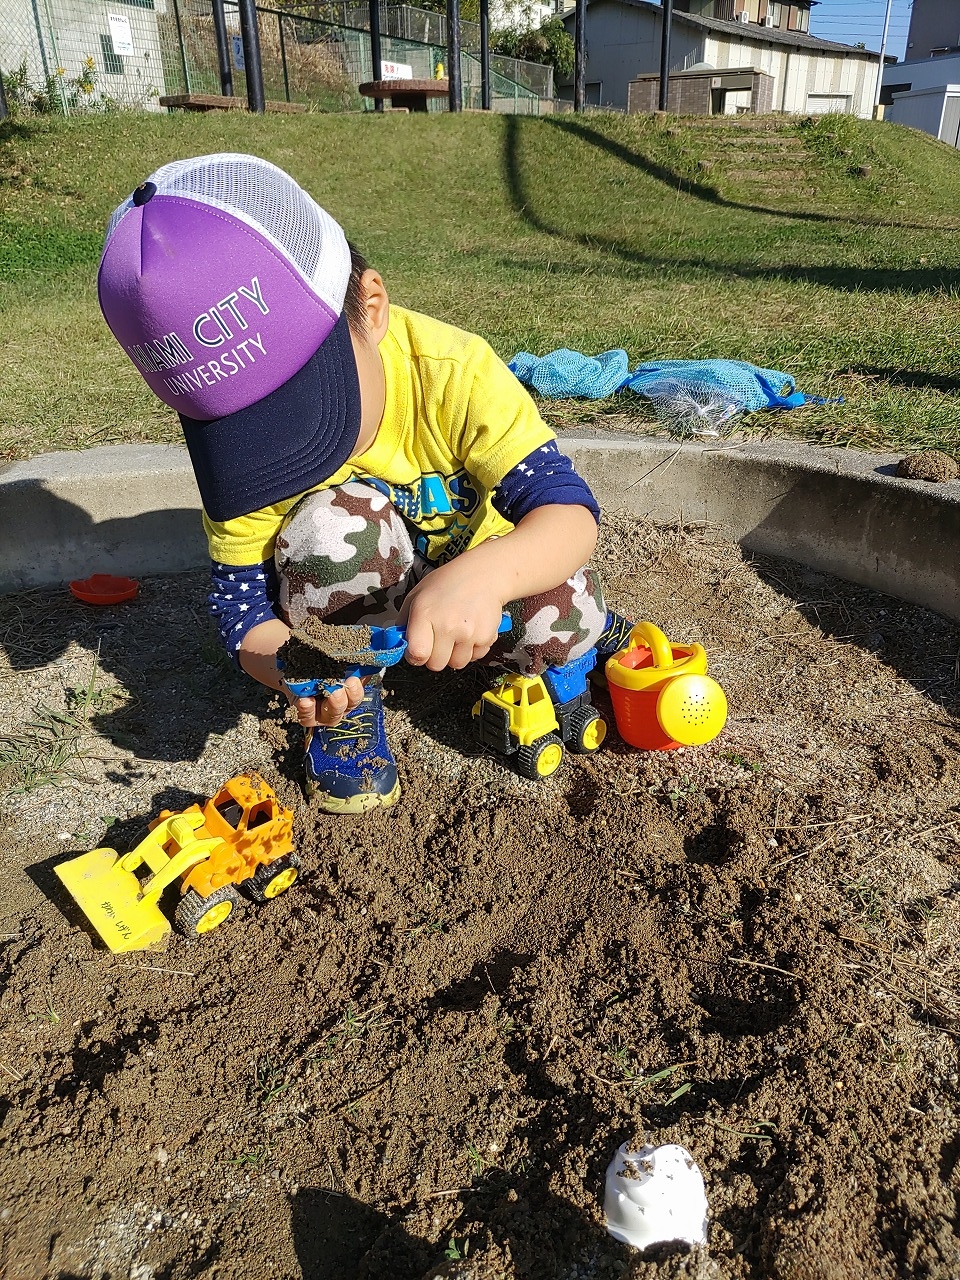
{"left": 208, "top": 559, "right": 280, "bottom": 660}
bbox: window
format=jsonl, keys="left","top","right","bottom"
{"left": 215, "top": 798, "right": 244, "bottom": 829}
{"left": 786, "top": 4, "right": 810, "bottom": 32}
{"left": 99, "top": 33, "right": 124, "bottom": 76}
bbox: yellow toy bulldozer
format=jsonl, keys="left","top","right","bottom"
{"left": 55, "top": 773, "right": 298, "bottom": 953}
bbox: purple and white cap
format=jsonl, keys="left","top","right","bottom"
{"left": 98, "top": 153, "right": 362, "bottom": 522}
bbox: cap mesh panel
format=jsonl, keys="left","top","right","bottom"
{"left": 103, "top": 153, "right": 349, "bottom": 312}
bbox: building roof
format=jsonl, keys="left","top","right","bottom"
{"left": 560, "top": 0, "right": 882, "bottom": 59}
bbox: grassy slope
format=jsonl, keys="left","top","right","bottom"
{"left": 2, "top": 109, "right": 960, "bottom": 459}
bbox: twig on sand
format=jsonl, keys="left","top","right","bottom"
{"left": 705, "top": 1118, "right": 775, "bottom": 1142}
{"left": 778, "top": 814, "right": 872, "bottom": 831}
{"left": 113, "top": 963, "right": 197, "bottom": 977}
{"left": 728, "top": 956, "right": 799, "bottom": 980}
{"left": 0, "top": 1060, "right": 23, "bottom": 1080}
{"left": 840, "top": 934, "right": 960, "bottom": 1032}
{"left": 332, "top": 1075, "right": 393, "bottom": 1115}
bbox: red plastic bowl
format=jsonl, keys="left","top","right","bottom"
{"left": 69, "top": 574, "right": 140, "bottom": 605}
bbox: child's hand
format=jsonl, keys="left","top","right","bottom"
{"left": 401, "top": 566, "right": 505, "bottom": 671}
{"left": 285, "top": 676, "right": 365, "bottom": 728}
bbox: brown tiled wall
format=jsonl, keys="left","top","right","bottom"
{"left": 628, "top": 71, "right": 775, "bottom": 115}
{"left": 628, "top": 76, "right": 711, "bottom": 113}
{"left": 752, "top": 73, "right": 774, "bottom": 113}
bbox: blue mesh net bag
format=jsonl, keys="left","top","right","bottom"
{"left": 508, "top": 349, "right": 836, "bottom": 438}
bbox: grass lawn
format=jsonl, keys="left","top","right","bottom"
{"left": 2, "top": 108, "right": 960, "bottom": 460}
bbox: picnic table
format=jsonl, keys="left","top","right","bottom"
{"left": 358, "top": 78, "right": 449, "bottom": 113}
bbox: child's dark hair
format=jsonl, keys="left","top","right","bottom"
{"left": 344, "top": 244, "right": 369, "bottom": 335}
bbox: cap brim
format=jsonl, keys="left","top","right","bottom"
{"left": 179, "top": 309, "right": 362, "bottom": 523}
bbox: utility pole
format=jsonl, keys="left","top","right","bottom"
{"left": 873, "top": 0, "right": 893, "bottom": 118}
{"left": 447, "top": 0, "right": 462, "bottom": 111}
{"left": 237, "top": 0, "right": 265, "bottom": 113}
{"left": 211, "top": 0, "right": 233, "bottom": 98}
{"left": 480, "top": 0, "right": 491, "bottom": 110}
{"left": 574, "top": 0, "right": 586, "bottom": 111}
{"left": 658, "top": 0, "right": 673, "bottom": 111}
{"left": 369, "top": 0, "right": 384, "bottom": 111}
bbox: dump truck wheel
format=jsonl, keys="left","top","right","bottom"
{"left": 516, "top": 734, "right": 564, "bottom": 780}
{"left": 568, "top": 706, "right": 607, "bottom": 754}
{"left": 246, "top": 853, "right": 302, "bottom": 905}
{"left": 175, "top": 884, "right": 241, "bottom": 939}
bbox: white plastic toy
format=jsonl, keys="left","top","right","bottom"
{"left": 604, "top": 1142, "right": 708, "bottom": 1250}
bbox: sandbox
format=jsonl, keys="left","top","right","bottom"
{"left": 0, "top": 441, "right": 958, "bottom": 1279}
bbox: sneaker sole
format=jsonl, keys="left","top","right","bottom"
{"left": 304, "top": 778, "right": 402, "bottom": 814}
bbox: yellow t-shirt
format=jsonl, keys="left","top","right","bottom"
{"left": 204, "top": 306, "right": 555, "bottom": 568}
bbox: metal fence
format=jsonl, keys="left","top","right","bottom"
{"left": 331, "top": 3, "right": 553, "bottom": 98}
{"left": 0, "top": 0, "right": 547, "bottom": 115}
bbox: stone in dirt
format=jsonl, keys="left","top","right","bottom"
{"left": 895, "top": 450, "right": 959, "bottom": 483}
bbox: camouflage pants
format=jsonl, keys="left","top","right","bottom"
{"left": 276, "top": 482, "right": 608, "bottom": 675}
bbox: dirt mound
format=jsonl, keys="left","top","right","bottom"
{"left": 1, "top": 514, "right": 959, "bottom": 1279}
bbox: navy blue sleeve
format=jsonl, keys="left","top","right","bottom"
{"left": 492, "top": 440, "right": 601, "bottom": 526}
{"left": 208, "top": 559, "right": 281, "bottom": 663}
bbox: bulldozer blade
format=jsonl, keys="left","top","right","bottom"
{"left": 55, "top": 848, "right": 171, "bottom": 954}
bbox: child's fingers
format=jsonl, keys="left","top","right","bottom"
{"left": 292, "top": 696, "right": 318, "bottom": 727}
{"left": 446, "top": 637, "right": 477, "bottom": 671}
{"left": 342, "top": 676, "right": 365, "bottom": 709}
{"left": 290, "top": 678, "right": 365, "bottom": 730}
{"left": 403, "top": 617, "right": 434, "bottom": 667}
{"left": 317, "top": 685, "right": 351, "bottom": 727}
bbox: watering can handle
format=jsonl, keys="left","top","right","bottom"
{"left": 627, "top": 621, "right": 675, "bottom": 670}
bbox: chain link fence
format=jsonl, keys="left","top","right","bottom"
{"left": 0, "top": 0, "right": 548, "bottom": 115}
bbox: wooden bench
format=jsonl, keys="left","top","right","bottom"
{"left": 159, "top": 94, "right": 307, "bottom": 113}
{"left": 358, "top": 78, "right": 449, "bottom": 113}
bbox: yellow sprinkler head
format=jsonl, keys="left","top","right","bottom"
{"left": 656, "top": 674, "right": 728, "bottom": 747}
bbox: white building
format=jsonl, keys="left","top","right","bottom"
{"left": 882, "top": 53, "right": 960, "bottom": 149}
{"left": 490, "top": 0, "right": 554, "bottom": 30}
{"left": 1, "top": 0, "right": 164, "bottom": 111}
{"left": 558, "top": 0, "right": 882, "bottom": 115}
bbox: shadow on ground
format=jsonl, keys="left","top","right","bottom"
{"left": 500, "top": 116, "right": 960, "bottom": 295}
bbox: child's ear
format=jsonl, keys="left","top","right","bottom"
{"left": 360, "top": 268, "right": 389, "bottom": 342}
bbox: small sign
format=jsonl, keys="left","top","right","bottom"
{"left": 711, "top": 76, "right": 721, "bottom": 88}
{"left": 381, "top": 60, "right": 413, "bottom": 79}
{"left": 231, "top": 34, "right": 245, "bottom": 71}
{"left": 107, "top": 13, "right": 135, "bottom": 57}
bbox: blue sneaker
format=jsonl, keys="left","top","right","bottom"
{"left": 590, "top": 610, "right": 636, "bottom": 688}
{"left": 304, "top": 678, "right": 400, "bottom": 813}
{"left": 595, "top": 610, "right": 636, "bottom": 662}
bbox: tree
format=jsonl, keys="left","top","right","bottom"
{"left": 492, "top": 15, "right": 574, "bottom": 75}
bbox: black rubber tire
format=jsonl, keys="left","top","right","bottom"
{"left": 245, "top": 853, "right": 302, "bottom": 905}
{"left": 174, "top": 884, "right": 242, "bottom": 940}
{"left": 568, "top": 705, "right": 607, "bottom": 754}
{"left": 515, "top": 733, "right": 564, "bottom": 780}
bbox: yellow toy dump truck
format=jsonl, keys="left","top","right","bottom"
{"left": 472, "top": 649, "right": 605, "bottom": 779}
{"left": 55, "top": 773, "right": 298, "bottom": 953}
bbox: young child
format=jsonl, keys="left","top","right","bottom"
{"left": 97, "top": 153, "right": 633, "bottom": 813}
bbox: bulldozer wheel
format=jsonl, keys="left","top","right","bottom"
{"left": 175, "top": 884, "right": 241, "bottom": 940}
{"left": 568, "top": 706, "right": 607, "bottom": 754}
{"left": 246, "top": 853, "right": 302, "bottom": 905}
{"left": 516, "top": 734, "right": 564, "bottom": 780}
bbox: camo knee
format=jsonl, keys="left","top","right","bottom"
{"left": 276, "top": 482, "right": 416, "bottom": 630}
{"left": 488, "top": 566, "right": 608, "bottom": 674}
